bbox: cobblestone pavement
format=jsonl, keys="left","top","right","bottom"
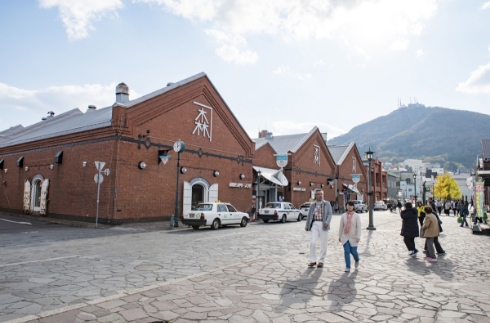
{"left": 1, "top": 211, "right": 489, "bottom": 323}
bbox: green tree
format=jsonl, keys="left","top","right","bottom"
{"left": 433, "top": 172, "right": 462, "bottom": 200}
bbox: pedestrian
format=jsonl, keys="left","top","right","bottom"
{"left": 421, "top": 206, "right": 440, "bottom": 262}
{"left": 428, "top": 197, "right": 437, "bottom": 213}
{"left": 334, "top": 200, "right": 339, "bottom": 214}
{"left": 459, "top": 200, "right": 469, "bottom": 227}
{"left": 436, "top": 199, "right": 442, "bottom": 215}
{"left": 423, "top": 208, "right": 446, "bottom": 256}
{"left": 451, "top": 200, "right": 457, "bottom": 216}
{"left": 305, "top": 190, "right": 333, "bottom": 268}
{"left": 400, "top": 202, "right": 419, "bottom": 256}
{"left": 397, "top": 200, "right": 402, "bottom": 213}
{"left": 416, "top": 201, "right": 426, "bottom": 227}
{"left": 251, "top": 203, "right": 256, "bottom": 220}
{"left": 338, "top": 201, "right": 361, "bottom": 272}
{"left": 444, "top": 200, "right": 451, "bottom": 216}
{"left": 454, "top": 200, "right": 460, "bottom": 216}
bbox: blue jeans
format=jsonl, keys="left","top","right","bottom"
{"left": 343, "top": 241, "right": 360, "bottom": 269}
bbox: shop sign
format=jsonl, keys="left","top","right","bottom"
{"left": 293, "top": 187, "right": 306, "bottom": 191}
{"left": 475, "top": 181, "right": 484, "bottom": 217}
{"left": 229, "top": 182, "right": 252, "bottom": 188}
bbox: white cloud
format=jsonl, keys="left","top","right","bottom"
{"left": 273, "top": 65, "right": 290, "bottom": 75}
{"left": 271, "top": 121, "right": 346, "bottom": 138}
{"left": 272, "top": 65, "right": 311, "bottom": 81}
{"left": 0, "top": 82, "right": 138, "bottom": 129}
{"left": 481, "top": 2, "right": 490, "bottom": 10}
{"left": 215, "top": 45, "right": 258, "bottom": 65}
{"left": 390, "top": 39, "right": 410, "bottom": 51}
{"left": 39, "top": 0, "right": 124, "bottom": 40}
{"left": 314, "top": 60, "right": 325, "bottom": 66}
{"left": 139, "top": 0, "right": 439, "bottom": 62}
{"left": 456, "top": 63, "right": 490, "bottom": 94}
{"left": 416, "top": 49, "right": 424, "bottom": 57}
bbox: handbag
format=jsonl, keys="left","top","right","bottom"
{"left": 457, "top": 216, "right": 462, "bottom": 223}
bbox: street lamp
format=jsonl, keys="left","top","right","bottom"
{"left": 405, "top": 178, "right": 410, "bottom": 200}
{"left": 365, "top": 148, "right": 376, "bottom": 230}
{"left": 256, "top": 170, "right": 261, "bottom": 212}
{"left": 413, "top": 173, "right": 417, "bottom": 204}
{"left": 172, "top": 140, "right": 185, "bottom": 228}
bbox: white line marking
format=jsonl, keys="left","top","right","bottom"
{"left": 0, "top": 255, "right": 79, "bottom": 268}
{"left": 0, "top": 218, "right": 32, "bottom": 225}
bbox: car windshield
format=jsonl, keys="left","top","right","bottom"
{"left": 194, "top": 204, "right": 213, "bottom": 211}
{"left": 265, "top": 203, "right": 281, "bottom": 209}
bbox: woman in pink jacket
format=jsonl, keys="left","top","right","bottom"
{"left": 338, "top": 201, "right": 362, "bottom": 272}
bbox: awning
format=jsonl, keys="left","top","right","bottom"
{"left": 343, "top": 183, "right": 360, "bottom": 195}
{"left": 253, "top": 166, "right": 289, "bottom": 187}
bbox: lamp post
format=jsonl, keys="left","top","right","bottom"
{"left": 256, "top": 170, "right": 261, "bottom": 212}
{"left": 405, "top": 178, "right": 409, "bottom": 200}
{"left": 422, "top": 181, "right": 427, "bottom": 205}
{"left": 413, "top": 173, "right": 417, "bottom": 204}
{"left": 365, "top": 148, "right": 376, "bottom": 230}
{"left": 172, "top": 140, "right": 185, "bottom": 228}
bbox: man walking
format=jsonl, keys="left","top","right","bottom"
{"left": 305, "top": 190, "right": 333, "bottom": 268}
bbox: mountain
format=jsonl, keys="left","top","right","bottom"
{"left": 327, "top": 106, "right": 490, "bottom": 170}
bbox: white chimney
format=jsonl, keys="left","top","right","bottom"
{"left": 115, "top": 83, "right": 129, "bottom": 103}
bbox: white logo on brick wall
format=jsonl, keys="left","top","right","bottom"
{"left": 192, "top": 102, "right": 213, "bottom": 142}
{"left": 313, "top": 145, "right": 320, "bottom": 165}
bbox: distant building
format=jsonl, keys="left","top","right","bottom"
{"left": 387, "top": 172, "right": 397, "bottom": 201}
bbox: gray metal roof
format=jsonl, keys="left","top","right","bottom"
{"left": 0, "top": 73, "right": 209, "bottom": 149}
{"left": 482, "top": 139, "right": 490, "bottom": 161}
{"left": 253, "top": 127, "right": 318, "bottom": 154}
{"left": 329, "top": 142, "right": 357, "bottom": 165}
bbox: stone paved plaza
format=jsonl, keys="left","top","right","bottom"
{"left": 1, "top": 211, "right": 489, "bottom": 323}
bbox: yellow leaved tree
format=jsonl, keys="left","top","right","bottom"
{"left": 433, "top": 172, "right": 462, "bottom": 200}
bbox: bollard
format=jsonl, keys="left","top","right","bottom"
{"left": 169, "top": 215, "right": 174, "bottom": 230}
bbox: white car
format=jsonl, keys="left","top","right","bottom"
{"left": 299, "top": 202, "right": 312, "bottom": 219}
{"left": 374, "top": 201, "right": 387, "bottom": 211}
{"left": 257, "top": 202, "right": 301, "bottom": 223}
{"left": 352, "top": 200, "right": 367, "bottom": 213}
{"left": 181, "top": 203, "right": 250, "bottom": 230}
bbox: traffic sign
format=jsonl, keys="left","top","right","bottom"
{"left": 95, "top": 161, "right": 105, "bottom": 170}
{"left": 94, "top": 173, "right": 104, "bottom": 184}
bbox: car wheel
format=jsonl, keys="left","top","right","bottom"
{"left": 297, "top": 214, "right": 301, "bottom": 222}
{"left": 281, "top": 215, "right": 287, "bottom": 223}
{"left": 240, "top": 217, "right": 248, "bottom": 227}
{"left": 263, "top": 219, "right": 269, "bottom": 223}
{"left": 211, "top": 219, "right": 220, "bottom": 230}
{"left": 192, "top": 225, "right": 199, "bottom": 230}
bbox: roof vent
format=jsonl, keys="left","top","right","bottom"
{"left": 88, "top": 105, "right": 97, "bottom": 110}
{"left": 115, "top": 82, "right": 129, "bottom": 103}
{"left": 265, "top": 132, "right": 273, "bottom": 139}
{"left": 321, "top": 132, "right": 328, "bottom": 143}
{"left": 47, "top": 111, "right": 55, "bottom": 117}
{"left": 167, "top": 82, "right": 175, "bottom": 86}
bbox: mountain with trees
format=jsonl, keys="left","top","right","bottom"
{"left": 328, "top": 106, "right": 490, "bottom": 170}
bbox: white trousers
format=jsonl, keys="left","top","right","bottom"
{"left": 310, "top": 221, "right": 329, "bottom": 263}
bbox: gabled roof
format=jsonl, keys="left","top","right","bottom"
{"left": 0, "top": 72, "right": 211, "bottom": 149}
{"left": 253, "top": 127, "right": 318, "bottom": 154}
{"left": 0, "top": 108, "right": 110, "bottom": 148}
{"left": 482, "top": 139, "right": 490, "bottom": 162}
{"left": 328, "top": 142, "right": 355, "bottom": 165}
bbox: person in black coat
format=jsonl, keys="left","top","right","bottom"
{"left": 400, "top": 202, "right": 420, "bottom": 256}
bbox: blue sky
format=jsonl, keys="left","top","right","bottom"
{"left": 1, "top": 0, "right": 490, "bottom": 140}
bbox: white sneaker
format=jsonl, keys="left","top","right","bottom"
{"left": 345, "top": 268, "right": 350, "bottom": 272}
{"left": 355, "top": 262, "right": 360, "bottom": 269}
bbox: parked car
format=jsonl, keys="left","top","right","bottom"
{"left": 352, "top": 200, "right": 367, "bottom": 213}
{"left": 374, "top": 201, "right": 387, "bottom": 211}
{"left": 257, "top": 202, "right": 301, "bottom": 223}
{"left": 181, "top": 202, "right": 249, "bottom": 230}
{"left": 299, "top": 202, "right": 312, "bottom": 219}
